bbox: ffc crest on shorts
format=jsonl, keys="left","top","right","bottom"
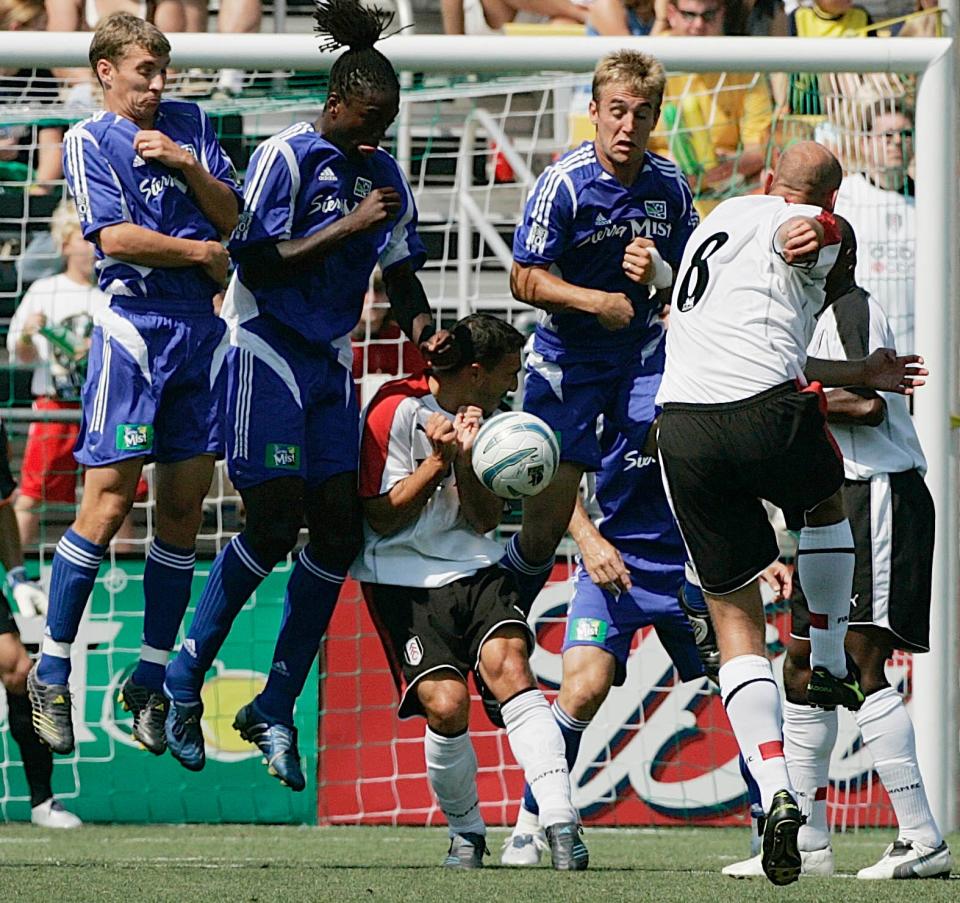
{"left": 404, "top": 636, "right": 424, "bottom": 666}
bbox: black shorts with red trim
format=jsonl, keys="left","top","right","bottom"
{"left": 362, "top": 565, "right": 534, "bottom": 719}
{"left": 791, "top": 469, "right": 934, "bottom": 653}
{"left": 658, "top": 381, "right": 844, "bottom": 596}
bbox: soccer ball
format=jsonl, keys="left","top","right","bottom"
{"left": 471, "top": 411, "right": 560, "bottom": 499}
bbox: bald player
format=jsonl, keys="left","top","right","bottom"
{"left": 655, "top": 142, "right": 927, "bottom": 887}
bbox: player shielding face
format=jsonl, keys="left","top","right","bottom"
{"left": 656, "top": 141, "right": 926, "bottom": 886}
{"left": 29, "top": 13, "right": 241, "bottom": 758}
{"left": 356, "top": 314, "right": 587, "bottom": 871}
{"left": 504, "top": 49, "right": 698, "bottom": 619}
{"left": 163, "top": 0, "right": 450, "bottom": 791}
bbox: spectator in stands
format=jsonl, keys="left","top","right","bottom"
{"left": 443, "top": 0, "right": 589, "bottom": 35}
{"left": 586, "top": 0, "right": 661, "bottom": 35}
{"left": 649, "top": 0, "right": 774, "bottom": 203}
{"left": 897, "top": 0, "right": 941, "bottom": 35}
{"left": 6, "top": 202, "right": 108, "bottom": 547}
{"left": 44, "top": 0, "right": 204, "bottom": 37}
{"left": 0, "top": 0, "right": 63, "bottom": 193}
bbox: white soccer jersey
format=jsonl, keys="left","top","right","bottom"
{"left": 834, "top": 172, "right": 914, "bottom": 354}
{"left": 808, "top": 286, "right": 925, "bottom": 479}
{"left": 353, "top": 374, "right": 504, "bottom": 589}
{"left": 657, "top": 195, "right": 841, "bottom": 405}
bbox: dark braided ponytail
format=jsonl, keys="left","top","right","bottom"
{"left": 314, "top": 0, "right": 400, "bottom": 100}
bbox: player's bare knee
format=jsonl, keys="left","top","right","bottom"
{"left": 77, "top": 494, "right": 134, "bottom": 542}
{"left": 0, "top": 656, "right": 29, "bottom": 695}
{"left": 419, "top": 680, "right": 470, "bottom": 732}
{"left": 478, "top": 634, "right": 533, "bottom": 697}
{"left": 243, "top": 516, "right": 301, "bottom": 567}
{"left": 558, "top": 673, "right": 605, "bottom": 720}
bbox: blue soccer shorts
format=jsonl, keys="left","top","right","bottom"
{"left": 561, "top": 565, "right": 704, "bottom": 686}
{"left": 226, "top": 322, "right": 359, "bottom": 490}
{"left": 76, "top": 304, "right": 228, "bottom": 467}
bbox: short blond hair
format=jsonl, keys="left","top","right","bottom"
{"left": 88, "top": 13, "right": 170, "bottom": 75}
{"left": 50, "top": 200, "right": 82, "bottom": 251}
{"left": 0, "top": 0, "right": 44, "bottom": 30}
{"left": 592, "top": 50, "right": 666, "bottom": 108}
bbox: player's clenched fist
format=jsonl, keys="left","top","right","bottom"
{"left": 622, "top": 237, "right": 657, "bottom": 284}
{"left": 594, "top": 291, "right": 634, "bottom": 331}
{"left": 453, "top": 405, "right": 483, "bottom": 456}
{"left": 134, "top": 130, "right": 195, "bottom": 170}
{"left": 351, "top": 187, "right": 401, "bottom": 232}
{"left": 426, "top": 412, "right": 459, "bottom": 465}
{"left": 200, "top": 240, "right": 230, "bottom": 286}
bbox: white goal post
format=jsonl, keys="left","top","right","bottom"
{"left": 1, "top": 32, "right": 956, "bottom": 832}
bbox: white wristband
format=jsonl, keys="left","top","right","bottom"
{"left": 647, "top": 246, "right": 674, "bottom": 289}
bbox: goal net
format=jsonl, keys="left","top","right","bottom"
{"left": 0, "top": 34, "right": 954, "bottom": 831}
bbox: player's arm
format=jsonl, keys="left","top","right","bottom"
{"left": 382, "top": 262, "right": 457, "bottom": 369}
{"left": 96, "top": 224, "right": 229, "bottom": 285}
{"left": 363, "top": 413, "right": 457, "bottom": 536}
{"left": 805, "top": 349, "right": 926, "bottom": 395}
{"left": 774, "top": 215, "right": 825, "bottom": 265}
{"left": 569, "top": 494, "right": 632, "bottom": 594}
{"left": 824, "top": 387, "right": 885, "bottom": 426}
{"left": 451, "top": 406, "right": 503, "bottom": 535}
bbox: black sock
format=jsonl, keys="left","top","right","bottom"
{"left": 8, "top": 691, "right": 53, "bottom": 808}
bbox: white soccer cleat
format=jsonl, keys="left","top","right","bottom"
{"left": 857, "top": 839, "right": 953, "bottom": 880}
{"left": 31, "top": 799, "right": 82, "bottom": 829}
{"left": 722, "top": 846, "right": 834, "bottom": 878}
{"left": 500, "top": 830, "right": 548, "bottom": 866}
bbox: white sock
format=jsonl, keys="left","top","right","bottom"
{"left": 797, "top": 520, "right": 855, "bottom": 677}
{"left": 513, "top": 804, "right": 541, "bottom": 836}
{"left": 501, "top": 689, "right": 576, "bottom": 828}
{"left": 424, "top": 727, "right": 485, "bottom": 838}
{"left": 783, "top": 700, "right": 837, "bottom": 851}
{"left": 720, "top": 655, "right": 793, "bottom": 811}
{"left": 856, "top": 686, "right": 942, "bottom": 848}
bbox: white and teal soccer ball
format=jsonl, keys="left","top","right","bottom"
{"left": 471, "top": 411, "right": 560, "bottom": 500}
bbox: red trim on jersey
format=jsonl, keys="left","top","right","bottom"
{"left": 809, "top": 612, "right": 829, "bottom": 630}
{"left": 815, "top": 210, "right": 842, "bottom": 247}
{"left": 815, "top": 786, "right": 828, "bottom": 801}
{"left": 358, "top": 374, "right": 432, "bottom": 499}
{"left": 758, "top": 739, "right": 785, "bottom": 761}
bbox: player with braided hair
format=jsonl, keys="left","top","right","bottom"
{"left": 164, "top": 0, "right": 453, "bottom": 788}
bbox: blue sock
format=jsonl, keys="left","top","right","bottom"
{"left": 682, "top": 567, "right": 709, "bottom": 616}
{"left": 521, "top": 701, "right": 588, "bottom": 817}
{"left": 740, "top": 753, "right": 763, "bottom": 809}
{"left": 499, "top": 533, "right": 554, "bottom": 615}
{"left": 37, "top": 529, "right": 105, "bottom": 685}
{"left": 164, "top": 535, "right": 270, "bottom": 703}
{"left": 254, "top": 546, "right": 344, "bottom": 726}
{"left": 133, "top": 539, "right": 196, "bottom": 691}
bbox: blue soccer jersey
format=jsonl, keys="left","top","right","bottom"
{"left": 513, "top": 142, "right": 698, "bottom": 362}
{"left": 62, "top": 100, "right": 242, "bottom": 312}
{"left": 225, "top": 123, "right": 426, "bottom": 346}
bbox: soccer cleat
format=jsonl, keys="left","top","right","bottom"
{"left": 545, "top": 822, "right": 589, "bottom": 871}
{"left": 473, "top": 671, "right": 505, "bottom": 729}
{"left": 500, "top": 830, "right": 548, "bottom": 866}
{"left": 118, "top": 675, "right": 169, "bottom": 755}
{"left": 806, "top": 655, "right": 865, "bottom": 711}
{"left": 723, "top": 846, "right": 834, "bottom": 878}
{"left": 443, "top": 832, "right": 487, "bottom": 869}
{"left": 164, "top": 693, "right": 206, "bottom": 772}
{"left": 857, "top": 839, "right": 953, "bottom": 880}
{"left": 677, "top": 581, "right": 720, "bottom": 685}
{"left": 761, "top": 789, "right": 803, "bottom": 886}
{"left": 233, "top": 703, "right": 306, "bottom": 792}
{"left": 27, "top": 664, "right": 74, "bottom": 755}
{"left": 31, "top": 798, "right": 82, "bottom": 829}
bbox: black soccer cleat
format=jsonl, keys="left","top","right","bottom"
{"left": 806, "top": 654, "right": 865, "bottom": 711}
{"left": 677, "top": 582, "right": 720, "bottom": 685}
{"left": 27, "top": 664, "right": 74, "bottom": 755}
{"left": 164, "top": 694, "right": 206, "bottom": 772}
{"left": 443, "top": 832, "right": 488, "bottom": 869}
{"left": 546, "top": 822, "right": 589, "bottom": 871}
{"left": 761, "top": 789, "right": 803, "bottom": 886}
{"left": 473, "top": 671, "right": 505, "bottom": 729}
{"left": 118, "top": 675, "right": 169, "bottom": 755}
{"left": 233, "top": 703, "right": 306, "bottom": 792}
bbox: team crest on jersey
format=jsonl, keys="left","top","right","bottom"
{"left": 266, "top": 443, "right": 300, "bottom": 469}
{"left": 404, "top": 636, "right": 423, "bottom": 666}
{"left": 354, "top": 177, "right": 372, "bottom": 198}
{"left": 644, "top": 200, "right": 667, "bottom": 220}
{"left": 116, "top": 424, "right": 153, "bottom": 452}
{"left": 319, "top": 166, "right": 337, "bottom": 182}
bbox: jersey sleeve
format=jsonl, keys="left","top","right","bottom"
{"left": 62, "top": 125, "right": 126, "bottom": 240}
{"left": 513, "top": 164, "right": 576, "bottom": 265}
{"left": 378, "top": 166, "right": 427, "bottom": 275}
{"left": 359, "top": 393, "right": 418, "bottom": 498}
{"left": 198, "top": 107, "right": 243, "bottom": 211}
{"left": 228, "top": 139, "right": 297, "bottom": 251}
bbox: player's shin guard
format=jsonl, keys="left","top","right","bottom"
{"left": 720, "top": 655, "right": 793, "bottom": 810}
{"left": 797, "top": 521, "right": 855, "bottom": 678}
{"left": 783, "top": 701, "right": 837, "bottom": 851}
{"left": 255, "top": 547, "right": 343, "bottom": 727}
{"left": 37, "top": 529, "right": 106, "bottom": 685}
{"left": 7, "top": 691, "right": 53, "bottom": 808}
{"left": 135, "top": 539, "right": 196, "bottom": 691}
{"left": 424, "top": 726, "right": 485, "bottom": 838}
{"left": 856, "top": 686, "right": 942, "bottom": 849}
{"left": 521, "top": 700, "right": 588, "bottom": 817}
{"left": 164, "top": 535, "right": 270, "bottom": 702}
{"left": 499, "top": 534, "right": 554, "bottom": 615}
{"left": 502, "top": 689, "right": 576, "bottom": 829}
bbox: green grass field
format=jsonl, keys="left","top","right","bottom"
{"left": 0, "top": 825, "right": 956, "bottom": 902}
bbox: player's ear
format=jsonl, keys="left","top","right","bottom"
{"left": 762, "top": 170, "right": 774, "bottom": 195}
{"left": 95, "top": 59, "right": 114, "bottom": 89}
{"left": 588, "top": 98, "right": 599, "bottom": 128}
{"left": 324, "top": 90, "right": 343, "bottom": 118}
